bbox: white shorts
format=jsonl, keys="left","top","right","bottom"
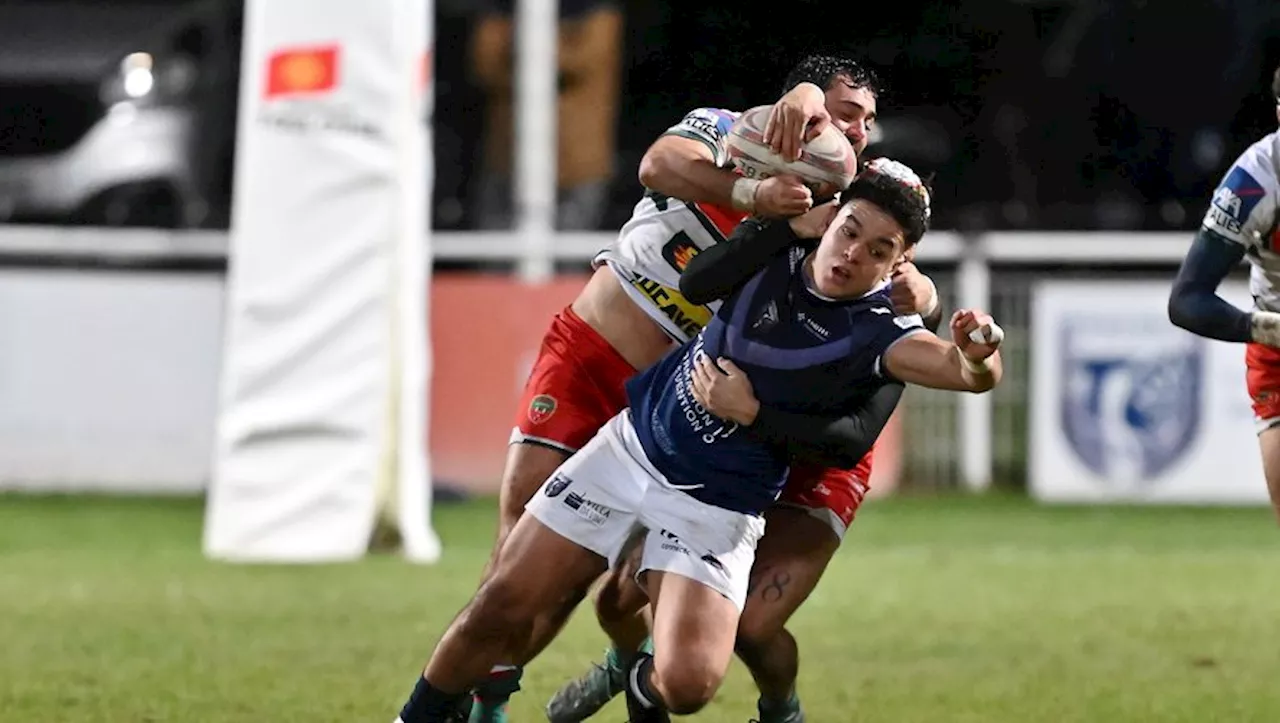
{"left": 525, "top": 411, "right": 765, "bottom": 611}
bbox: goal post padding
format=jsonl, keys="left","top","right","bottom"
{"left": 204, "top": 0, "right": 439, "bottom": 563}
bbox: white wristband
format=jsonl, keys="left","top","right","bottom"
{"left": 1252, "top": 310, "right": 1280, "bottom": 347}
{"left": 731, "top": 177, "right": 761, "bottom": 213}
{"left": 960, "top": 352, "right": 993, "bottom": 374}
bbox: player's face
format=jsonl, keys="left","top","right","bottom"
{"left": 824, "top": 78, "right": 877, "bottom": 155}
{"left": 809, "top": 200, "right": 907, "bottom": 299}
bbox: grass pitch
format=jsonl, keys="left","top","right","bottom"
{"left": 2, "top": 492, "right": 1280, "bottom": 722}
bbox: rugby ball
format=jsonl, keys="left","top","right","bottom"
{"left": 726, "top": 105, "right": 858, "bottom": 197}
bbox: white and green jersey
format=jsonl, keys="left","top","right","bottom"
{"left": 594, "top": 107, "right": 748, "bottom": 342}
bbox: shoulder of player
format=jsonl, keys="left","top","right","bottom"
{"left": 672, "top": 107, "right": 738, "bottom": 133}
{"left": 687, "top": 107, "right": 738, "bottom": 122}
{"left": 1228, "top": 134, "right": 1280, "bottom": 189}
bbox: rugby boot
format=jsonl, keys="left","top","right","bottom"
{"left": 544, "top": 638, "right": 652, "bottom": 722}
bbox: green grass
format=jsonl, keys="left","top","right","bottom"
{"left": 2, "top": 493, "right": 1280, "bottom": 722}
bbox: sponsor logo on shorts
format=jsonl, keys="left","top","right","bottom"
{"left": 658, "top": 528, "right": 689, "bottom": 555}
{"left": 564, "top": 491, "right": 611, "bottom": 526}
{"left": 699, "top": 553, "right": 725, "bottom": 572}
{"left": 543, "top": 472, "right": 571, "bottom": 498}
{"left": 528, "top": 394, "right": 557, "bottom": 424}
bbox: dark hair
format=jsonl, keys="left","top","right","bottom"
{"left": 1272, "top": 64, "right": 1280, "bottom": 101}
{"left": 839, "top": 158, "right": 932, "bottom": 246}
{"left": 782, "top": 54, "right": 882, "bottom": 98}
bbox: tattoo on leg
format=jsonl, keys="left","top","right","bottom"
{"left": 749, "top": 568, "right": 791, "bottom": 603}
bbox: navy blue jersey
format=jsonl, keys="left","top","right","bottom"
{"left": 626, "top": 244, "right": 926, "bottom": 515}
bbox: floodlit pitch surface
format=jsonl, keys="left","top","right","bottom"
{"left": 2, "top": 493, "right": 1279, "bottom": 722}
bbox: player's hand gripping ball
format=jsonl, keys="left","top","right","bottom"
{"left": 727, "top": 105, "right": 857, "bottom": 200}
{"left": 755, "top": 175, "right": 815, "bottom": 218}
{"left": 764, "top": 81, "right": 830, "bottom": 163}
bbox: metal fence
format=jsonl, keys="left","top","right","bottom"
{"left": 0, "top": 225, "right": 1218, "bottom": 492}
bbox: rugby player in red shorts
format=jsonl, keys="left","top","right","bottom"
{"left": 467, "top": 55, "right": 942, "bottom": 723}
{"left": 1170, "top": 63, "right": 1280, "bottom": 521}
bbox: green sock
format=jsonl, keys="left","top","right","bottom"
{"left": 469, "top": 667, "right": 522, "bottom": 723}
{"left": 604, "top": 645, "right": 625, "bottom": 670}
{"left": 607, "top": 637, "right": 655, "bottom": 670}
{"left": 758, "top": 690, "right": 801, "bottom": 715}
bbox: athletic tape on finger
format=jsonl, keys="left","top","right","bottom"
{"left": 968, "top": 322, "right": 1005, "bottom": 345}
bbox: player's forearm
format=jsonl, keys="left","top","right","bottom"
{"left": 1168, "top": 228, "right": 1252, "bottom": 343}
{"left": 747, "top": 384, "right": 903, "bottom": 468}
{"left": 638, "top": 143, "right": 739, "bottom": 209}
{"left": 680, "top": 219, "right": 798, "bottom": 304}
{"left": 750, "top": 408, "right": 874, "bottom": 468}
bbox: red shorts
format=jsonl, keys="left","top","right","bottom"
{"left": 777, "top": 451, "right": 874, "bottom": 540}
{"left": 1246, "top": 342, "right": 1280, "bottom": 430}
{"left": 511, "top": 306, "right": 638, "bottom": 453}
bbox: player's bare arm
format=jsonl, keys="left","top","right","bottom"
{"left": 638, "top": 134, "right": 812, "bottom": 218}
{"left": 882, "top": 309, "right": 1004, "bottom": 393}
{"left": 689, "top": 353, "right": 903, "bottom": 470}
{"left": 638, "top": 81, "right": 843, "bottom": 220}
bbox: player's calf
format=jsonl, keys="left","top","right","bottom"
{"left": 545, "top": 544, "right": 653, "bottom": 723}
{"left": 397, "top": 514, "right": 607, "bottom": 722}
{"left": 468, "top": 443, "right": 574, "bottom": 721}
{"left": 734, "top": 505, "right": 841, "bottom": 721}
{"left": 1257, "top": 424, "right": 1280, "bottom": 523}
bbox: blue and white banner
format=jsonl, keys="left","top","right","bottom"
{"left": 1030, "top": 280, "right": 1267, "bottom": 504}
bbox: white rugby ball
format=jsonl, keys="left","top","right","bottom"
{"left": 726, "top": 105, "right": 858, "bottom": 197}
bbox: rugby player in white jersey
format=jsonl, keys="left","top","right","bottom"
{"left": 463, "top": 55, "right": 941, "bottom": 723}
{"left": 1169, "top": 63, "right": 1280, "bottom": 520}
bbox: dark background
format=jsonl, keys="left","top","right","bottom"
{"left": 4, "top": 0, "right": 1280, "bottom": 233}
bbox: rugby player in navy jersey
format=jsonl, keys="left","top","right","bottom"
{"left": 548, "top": 57, "right": 946, "bottom": 723}
{"left": 393, "top": 158, "right": 1003, "bottom": 723}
